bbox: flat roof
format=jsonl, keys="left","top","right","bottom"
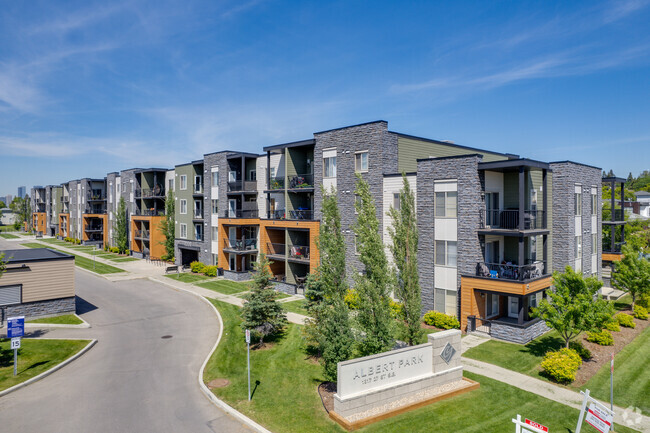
{"left": 263, "top": 139, "right": 315, "bottom": 152}
{"left": 602, "top": 176, "right": 627, "bottom": 183}
{"left": 315, "top": 120, "right": 387, "bottom": 135}
{"left": 479, "top": 158, "right": 551, "bottom": 172}
{"left": 1, "top": 248, "right": 74, "bottom": 263}
{"left": 417, "top": 153, "right": 484, "bottom": 163}
{"left": 550, "top": 160, "right": 602, "bottom": 170}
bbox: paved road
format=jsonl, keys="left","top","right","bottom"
{"left": 0, "top": 264, "right": 251, "bottom": 433}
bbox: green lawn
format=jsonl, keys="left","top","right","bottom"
{"left": 0, "top": 339, "right": 89, "bottom": 392}
{"left": 281, "top": 299, "right": 309, "bottom": 316}
{"left": 20, "top": 243, "right": 125, "bottom": 274}
{"left": 583, "top": 326, "right": 650, "bottom": 415}
{"left": 28, "top": 314, "right": 83, "bottom": 325}
{"left": 275, "top": 291, "right": 292, "bottom": 299}
{"left": 0, "top": 225, "right": 20, "bottom": 233}
{"left": 164, "top": 273, "right": 213, "bottom": 284}
{"left": 111, "top": 257, "right": 138, "bottom": 262}
{"left": 613, "top": 294, "right": 633, "bottom": 311}
{"left": 196, "top": 280, "right": 249, "bottom": 295}
{"left": 0, "top": 233, "right": 18, "bottom": 239}
{"left": 205, "top": 301, "right": 634, "bottom": 433}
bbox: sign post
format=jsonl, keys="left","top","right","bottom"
{"left": 7, "top": 316, "right": 25, "bottom": 377}
{"left": 245, "top": 329, "right": 251, "bottom": 401}
{"left": 610, "top": 354, "right": 614, "bottom": 432}
{"left": 576, "top": 389, "right": 614, "bottom": 433}
{"left": 512, "top": 414, "right": 548, "bottom": 433}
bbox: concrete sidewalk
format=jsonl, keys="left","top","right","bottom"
{"left": 462, "top": 357, "right": 649, "bottom": 432}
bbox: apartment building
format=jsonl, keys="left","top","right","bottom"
{"left": 31, "top": 186, "right": 46, "bottom": 234}
{"left": 174, "top": 160, "right": 209, "bottom": 265}
{"left": 44, "top": 185, "right": 63, "bottom": 237}
{"left": 58, "top": 182, "right": 70, "bottom": 238}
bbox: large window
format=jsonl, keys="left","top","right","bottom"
{"left": 355, "top": 151, "right": 368, "bottom": 172}
{"left": 435, "top": 240, "right": 457, "bottom": 267}
{"left": 575, "top": 235, "right": 582, "bottom": 259}
{"left": 592, "top": 233, "right": 598, "bottom": 254}
{"left": 591, "top": 192, "right": 597, "bottom": 215}
{"left": 435, "top": 191, "right": 457, "bottom": 218}
{"left": 212, "top": 199, "right": 218, "bottom": 215}
{"left": 180, "top": 175, "right": 187, "bottom": 190}
{"left": 575, "top": 190, "right": 582, "bottom": 215}
{"left": 194, "top": 224, "right": 203, "bottom": 241}
{"left": 180, "top": 223, "right": 187, "bottom": 239}
{"left": 180, "top": 199, "right": 187, "bottom": 215}
{"left": 212, "top": 170, "right": 219, "bottom": 186}
{"left": 324, "top": 156, "right": 337, "bottom": 178}
{"left": 434, "top": 288, "right": 457, "bottom": 316}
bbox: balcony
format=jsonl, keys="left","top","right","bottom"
{"left": 228, "top": 180, "right": 257, "bottom": 193}
{"left": 223, "top": 238, "right": 258, "bottom": 252}
{"left": 267, "top": 208, "right": 314, "bottom": 220}
{"left": 193, "top": 184, "right": 204, "bottom": 195}
{"left": 475, "top": 261, "right": 547, "bottom": 282}
{"left": 84, "top": 225, "right": 104, "bottom": 233}
{"left": 134, "top": 209, "right": 165, "bottom": 217}
{"left": 268, "top": 177, "right": 285, "bottom": 190}
{"left": 287, "top": 174, "right": 313, "bottom": 190}
{"left": 603, "top": 242, "right": 625, "bottom": 254}
{"left": 288, "top": 244, "right": 310, "bottom": 262}
{"left": 193, "top": 209, "right": 204, "bottom": 220}
{"left": 603, "top": 208, "right": 626, "bottom": 224}
{"left": 135, "top": 187, "right": 165, "bottom": 198}
{"left": 134, "top": 229, "right": 150, "bottom": 240}
{"left": 87, "top": 192, "right": 106, "bottom": 201}
{"left": 480, "top": 209, "right": 546, "bottom": 230}
{"left": 267, "top": 242, "right": 286, "bottom": 256}
{"left": 224, "top": 209, "right": 259, "bottom": 219}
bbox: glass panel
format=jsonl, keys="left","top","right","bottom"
{"left": 575, "top": 236, "right": 582, "bottom": 259}
{"left": 446, "top": 191, "right": 457, "bottom": 217}
{"left": 212, "top": 172, "right": 218, "bottom": 186}
{"left": 435, "top": 192, "right": 446, "bottom": 217}
{"left": 393, "top": 193, "right": 400, "bottom": 210}
{"left": 447, "top": 241, "right": 457, "bottom": 267}
{"left": 445, "top": 290, "right": 457, "bottom": 316}
{"left": 434, "top": 288, "right": 446, "bottom": 313}
{"left": 435, "top": 241, "right": 446, "bottom": 265}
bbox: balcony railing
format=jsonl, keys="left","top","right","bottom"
{"left": 193, "top": 184, "right": 204, "bottom": 194}
{"left": 267, "top": 209, "right": 313, "bottom": 220}
{"left": 603, "top": 242, "right": 625, "bottom": 253}
{"left": 605, "top": 209, "right": 625, "bottom": 222}
{"left": 228, "top": 180, "right": 257, "bottom": 192}
{"left": 134, "top": 209, "right": 165, "bottom": 216}
{"left": 134, "top": 229, "right": 150, "bottom": 240}
{"left": 224, "top": 209, "right": 259, "bottom": 219}
{"left": 288, "top": 174, "right": 313, "bottom": 189}
{"left": 135, "top": 186, "right": 165, "bottom": 198}
{"left": 480, "top": 209, "right": 546, "bottom": 230}
{"left": 193, "top": 210, "right": 203, "bottom": 219}
{"left": 475, "top": 261, "right": 547, "bottom": 282}
{"left": 268, "top": 177, "right": 285, "bottom": 190}
{"left": 84, "top": 225, "right": 103, "bottom": 233}
{"left": 266, "top": 243, "right": 286, "bottom": 256}
{"left": 223, "top": 238, "right": 258, "bottom": 251}
{"left": 87, "top": 192, "right": 106, "bottom": 201}
{"left": 288, "top": 244, "right": 310, "bottom": 261}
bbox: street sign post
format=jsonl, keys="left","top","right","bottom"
{"left": 610, "top": 353, "right": 614, "bottom": 432}
{"left": 245, "top": 329, "right": 251, "bottom": 401}
{"left": 7, "top": 316, "right": 25, "bottom": 377}
{"left": 576, "top": 389, "right": 614, "bottom": 433}
{"left": 512, "top": 414, "right": 548, "bottom": 433}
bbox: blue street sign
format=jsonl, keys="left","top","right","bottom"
{"left": 7, "top": 316, "right": 25, "bottom": 339}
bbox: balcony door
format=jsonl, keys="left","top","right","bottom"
{"left": 485, "top": 240, "right": 500, "bottom": 265}
{"left": 485, "top": 192, "right": 499, "bottom": 226}
{"left": 508, "top": 296, "right": 519, "bottom": 319}
{"left": 228, "top": 199, "right": 237, "bottom": 218}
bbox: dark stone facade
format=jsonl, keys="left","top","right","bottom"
{"left": 223, "top": 270, "right": 253, "bottom": 282}
{"left": 490, "top": 320, "right": 550, "bottom": 344}
{"left": 4, "top": 297, "right": 76, "bottom": 320}
{"left": 416, "top": 155, "right": 484, "bottom": 314}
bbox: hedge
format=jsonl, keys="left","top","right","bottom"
{"left": 422, "top": 310, "right": 460, "bottom": 330}
{"left": 541, "top": 348, "right": 582, "bottom": 383}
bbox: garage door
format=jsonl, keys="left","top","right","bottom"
{"left": 0, "top": 284, "right": 21, "bottom": 306}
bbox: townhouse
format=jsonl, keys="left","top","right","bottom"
{"left": 27, "top": 120, "right": 605, "bottom": 344}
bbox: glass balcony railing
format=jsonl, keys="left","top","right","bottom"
{"left": 287, "top": 174, "right": 313, "bottom": 189}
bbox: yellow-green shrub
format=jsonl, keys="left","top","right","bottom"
{"left": 423, "top": 310, "right": 460, "bottom": 329}
{"left": 389, "top": 299, "right": 405, "bottom": 319}
{"left": 637, "top": 293, "right": 650, "bottom": 309}
{"left": 604, "top": 320, "right": 621, "bottom": 332}
{"left": 190, "top": 261, "right": 206, "bottom": 273}
{"left": 541, "top": 348, "right": 582, "bottom": 383}
{"left": 344, "top": 289, "right": 360, "bottom": 310}
{"left": 633, "top": 305, "right": 648, "bottom": 320}
{"left": 587, "top": 329, "right": 614, "bottom": 346}
{"left": 203, "top": 265, "right": 218, "bottom": 277}
{"left": 616, "top": 313, "right": 636, "bottom": 328}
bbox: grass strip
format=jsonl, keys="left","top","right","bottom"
{"left": 28, "top": 314, "right": 83, "bottom": 325}
{"left": 0, "top": 233, "right": 18, "bottom": 239}
{"left": 0, "top": 339, "right": 89, "bottom": 392}
{"left": 163, "top": 273, "right": 214, "bottom": 283}
{"left": 20, "top": 243, "right": 124, "bottom": 274}
{"left": 196, "top": 280, "right": 250, "bottom": 295}
{"left": 281, "top": 299, "right": 309, "bottom": 316}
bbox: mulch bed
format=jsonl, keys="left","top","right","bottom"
{"left": 317, "top": 382, "right": 337, "bottom": 413}
{"left": 573, "top": 310, "right": 649, "bottom": 387}
{"left": 207, "top": 378, "right": 230, "bottom": 389}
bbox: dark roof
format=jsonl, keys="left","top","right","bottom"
{"left": 550, "top": 160, "right": 602, "bottom": 170}
{"left": 383, "top": 172, "right": 417, "bottom": 178}
{"left": 602, "top": 176, "right": 627, "bottom": 183}
{"left": 133, "top": 168, "right": 170, "bottom": 173}
{"left": 225, "top": 152, "right": 261, "bottom": 159}
{"left": 1, "top": 248, "right": 74, "bottom": 263}
{"left": 263, "top": 139, "right": 315, "bottom": 152}
{"left": 417, "top": 153, "right": 484, "bottom": 163}
{"left": 479, "top": 158, "right": 551, "bottom": 172}
{"left": 175, "top": 159, "right": 205, "bottom": 168}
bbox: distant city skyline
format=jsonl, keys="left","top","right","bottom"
{"left": 1, "top": 0, "right": 649, "bottom": 193}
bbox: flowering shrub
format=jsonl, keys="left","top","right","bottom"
{"left": 587, "top": 329, "right": 614, "bottom": 346}
{"left": 541, "top": 348, "right": 582, "bottom": 383}
{"left": 423, "top": 310, "right": 460, "bottom": 329}
{"left": 344, "top": 289, "right": 360, "bottom": 310}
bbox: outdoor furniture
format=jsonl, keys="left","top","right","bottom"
{"left": 165, "top": 265, "right": 179, "bottom": 274}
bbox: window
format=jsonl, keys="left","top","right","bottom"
{"left": 168, "top": 179, "right": 174, "bottom": 192}
{"left": 249, "top": 170, "right": 256, "bottom": 181}
{"left": 393, "top": 193, "right": 401, "bottom": 211}
{"left": 355, "top": 151, "right": 368, "bottom": 172}
{"left": 575, "top": 235, "right": 582, "bottom": 259}
{"left": 270, "top": 167, "right": 276, "bottom": 178}
{"left": 180, "top": 199, "right": 187, "bottom": 215}
{"left": 486, "top": 294, "right": 499, "bottom": 317}
{"left": 212, "top": 200, "right": 218, "bottom": 215}
{"left": 212, "top": 171, "right": 219, "bottom": 186}
{"left": 575, "top": 191, "right": 582, "bottom": 215}
{"left": 194, "top": 175, "right": 202, "bottom": 192}
{"left": 591, "top": 192, "right": 597, "bottom": 215}
{"left": 212, "top": 226, "right": 218, "bottom": 241}
{"left": 434, "top": 288, "right": 457, "bottom": 316}
{"left": 180, "top": 223, "right": 187, "bottom": 239}
{"left": 435, "top": 240, "right": 457, "bottom": 267}
{"left": 212, "top": 253, "right": 218, "bottom": 266}
{"left": 592, "top": 233, "right": 597, "bottom": 254}
{"left": 195, "top": 224, "right": 203, "bottom": 241}
{"left": 435, "top": 191, "right": 457, "bottom": 218}
{"left": 323, "top": 156, "right": 337, "bottom": 178}
{"left": 180, "top": 175, "right": 187, "bottom": 190}
{"left": 194, "top": 200, "right": 202, "bottom": 218}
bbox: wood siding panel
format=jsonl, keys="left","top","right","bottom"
{"left": 1, "top": 259, "right": 75, "bottom": 302}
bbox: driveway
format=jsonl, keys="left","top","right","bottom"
{"left": 0, "top": 267, "right": 251, "bottom": 433}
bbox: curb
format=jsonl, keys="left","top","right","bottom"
{"left": 25, "top": 314, "right": 91, "bottom": 329}
{"left": 147, "top": 276, "right": 273, "bottom": 433}
{"left": 0, "top": 339, "right": 97, "bottom": 398}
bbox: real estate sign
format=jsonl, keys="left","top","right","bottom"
{"left": 585, "top": 403, "right": 613, "bottom": 433}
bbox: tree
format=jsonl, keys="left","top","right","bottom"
{"left": 10, "top": 196, "right": 30, "bottom": 230}
{"left": 159, "top": 189, "right": 175, "bottom": 261}
{"left": 388, "top": 174, "right": 423, "bottom": 346}
{"left": 353, "top": 174, "right": 394, "bottom": 356}
{"left": 627, "top": 172, "right": 634, "bottom": 183}
{"left": 0, "top": 201, "right": 5, "bottom": 209}
{"left": 607, "top": 169, "right": 615, "bottom": 177}
{"left": 304, "top": 186, "right": 354, "bottom": 381}
{"left": 533, "top": 267, "right": 613, "bottom": 348}
{"left": 240, "top": 253, "right": 287, "bottom": 345}
{"left": 612, "top": 244, "right": 650, "bottom": 308}
{"left": 113, "top": 196, "right": 128, "bottom": 254}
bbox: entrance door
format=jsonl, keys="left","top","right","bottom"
{"left": 508, "top": 296, "right": 519, "bottom": 318}
{"left": 485, "top": 240, "right": 499, "bottom": 264}
{"left": 228, "top": 200, "right": 237, "bottom": 218}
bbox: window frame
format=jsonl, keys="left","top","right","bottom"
{"left": 575, "top": 235, "right": 582, "bottom": 259}
{"left": 180, "top": 223, "right": 187, "bottom": 239}
{"left": 592, "top": 233, "right": 598, "bottom": 255}
{"left": 435, "top": 240, "right": 458, "bottom": 267}
{"left": 212, "top": 199, "right": 218, "bottom": 215}
{"left": 355, "top": 151, "right": 368, "bottom": 173}
{"left": 180, "top": 199, "right": 187, "bottom": 215}
{"left": 393, "top": 193, "right": 401, "bottom": 211}
{"left": 211, "top": 171, "right": 219, "bottom": 186}
{"left": 180, "top": 175, "right": 187, "bottom": 191}
{"left": 323, "top": 156, "right": 337, "bottom": 178}
{"left": 575, "top": 191, "right": 582, "bottom": 216}
{"left": 435, "top": 191, "right": 458, "bottom": 218}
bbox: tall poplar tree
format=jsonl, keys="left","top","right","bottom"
{"left": 388, "top": 174, "right": 423, "bottom": 345}
{"left": 353, "top": 174, "right": 394, "bottom": 356}
{"left": 159, "top": 189, "right": 175, "bottom": 260}
{"left": 114, "top": 196, "right": 128, "bottom": 254}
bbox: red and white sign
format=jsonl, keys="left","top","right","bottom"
{"left": 525, "top": 419, "right": 548, "bottom": 432}
{"left": 585, "top": 403, "right": 613, "bottom": 433}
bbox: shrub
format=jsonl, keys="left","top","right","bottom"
{"left": 604, "top": 320, "right": 621, "bottom": 332}
{"left": 541, "top": 348, "right": 582, "bottom": 383}
{"left": 103, "top": 244, "right": 108, "bottom": 251}
{"left": 616, "top": 313, "right": 636, "bottom": 328}
{"left": 637, "top": 293, "right": 650, "bottom": 309}
{"left": 569, "top": 341, "right": 592, "bottom": 360}
{"left": 110, "top": 247, "right": 119, "bottom": 254}
{"left": 344, "top": 289, "right": 360, "bottom": 310}
{"left": 190, "top": 261, "right": 206, "bottom": 273}
{"left": 389, "top": 299, "right": 405, "bottom": 319}
{"left": 587, "top": 329, "right": 614, "bottom": 346}
{"left": 203, "top": 265, "right": 218, "bottom": 277}
{"left": 423, "top": 310, "right": 460, "bottom": 330}
{"left": 633, "top": 305, "right": 648, "bottom": 320}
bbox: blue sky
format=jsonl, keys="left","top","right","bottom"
{"left": 1, "top": 0, "right": 650, "bottom": 197}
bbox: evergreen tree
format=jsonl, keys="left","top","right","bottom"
{"left": 388, "top": 174, "right": 423, "bottom": 346}
{"left": 533, "top": 267, "right": 613, "bottom": 348}
{"left": 241, "top": 253, "right": 287, "bottom": 345}
{"left": 607, "top": 169, "right": 615, "bottom": 177}
{"left": 612, "top": 244, "right": 650, "bottom": 308}
{"left": 627, "top": 172, "right": 634, "bottom": 183}
{"left": 159, "top": 189, "right": 175, "bottom": 261}
{"left": 114, "top": 196, "right": 128, "bottom": 254}
{"left": 353, "top": 174, "right": 394, "bottom": 356}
